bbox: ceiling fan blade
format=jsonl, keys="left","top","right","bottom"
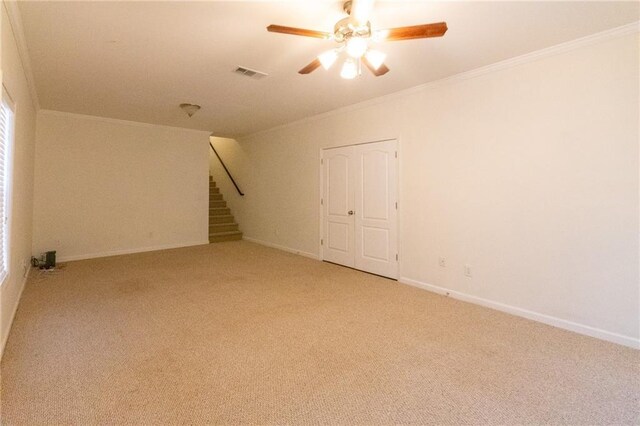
{"left": 378, "top": 22, "right": 448, "bottom": 41}
{"left": 350, "top": 0, "right": 376, "bottom": 26}
{"left": 267, "top": 25, "right": 332, "bottom": 39}
{"left": 362, "top": 57, "right": 389, "bottom": 77}
{"left": 299, "top": 58, "right": 322, "bottom": 75}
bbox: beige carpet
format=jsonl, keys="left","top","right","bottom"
{"left": 1, "top": 241, "right": 638, "bottom": 425}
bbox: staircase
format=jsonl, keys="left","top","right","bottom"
{"left": 209, "top": 176, "right": 242, "bottom": 243}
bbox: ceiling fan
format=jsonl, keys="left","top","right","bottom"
{"left": 267, "top": 0, "right": 447, "bottom": 79}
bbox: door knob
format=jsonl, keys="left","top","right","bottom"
{"left": 348, "top": 210, "right": 354, "bottom": 215}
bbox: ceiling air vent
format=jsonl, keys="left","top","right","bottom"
{"left": 234, "top": 66, "right": 268, "bottom": 80}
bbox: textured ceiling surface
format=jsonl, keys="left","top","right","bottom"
{"left": 17, "top": 1, "right": 639, "bottom": 137}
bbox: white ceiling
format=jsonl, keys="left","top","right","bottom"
{"left": 17, "top": 1, "right": 639, "bottom": 137}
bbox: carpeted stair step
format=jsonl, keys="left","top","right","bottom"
{"left": 208, "top": 176, "right": 241, "bottom": 243}
{"left": 209, "top": 230, "right": 243, "bottom": 243}
{"left": 209, "top": 200, "right": 227, "bottom": 208}
{"left": 209, "top": 214, "right": 235, "bottom": 224}
{"left": 209, "top": 223, "right": 239, "bottom": 233}
{"left": 209, "top": 207, "right": 231, "bottom": 215}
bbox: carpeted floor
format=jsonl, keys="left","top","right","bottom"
{"left": 1, "top": 241, "right": 638, "bottom": 424}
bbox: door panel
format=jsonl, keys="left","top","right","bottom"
{"left": 354, "top": 140, "right": 398, "bottom": 278}
{"left": 328, "top": 222, "right": 349, "bottom": 252}
{"left": 362, "top": 150, "right": 389, "bottom": 221}
{"left": 322, "top": 147, "right": 355, "bottom": 267}
{"left": 361, "top": 226, "right": 390, "bottom": 261}
{"left": 327, "top": 155, "right": 349, "bottom": 216}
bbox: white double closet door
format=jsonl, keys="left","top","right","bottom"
{"left": 322, "top": 139, "right": 398, "bottom": 279}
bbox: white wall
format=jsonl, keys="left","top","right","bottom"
{"left": 233, "top": 30, "right": 640, "bottom": 347}
{"left": 0, "top": 3, "right": 38, "bottom": 356}
{"left": 32, "top": 111, "right": 210, "bottom": 261}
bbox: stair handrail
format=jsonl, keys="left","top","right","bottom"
{"left": 209, "top": 142, "right": 244, "bottom": 196}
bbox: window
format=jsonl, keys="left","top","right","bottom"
{"left": 0, "top": 89, "right": 15, "bottom": 285}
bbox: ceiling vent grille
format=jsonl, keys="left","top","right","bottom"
{"left": 234, "top": 66, "right": 268, "bottom": 80}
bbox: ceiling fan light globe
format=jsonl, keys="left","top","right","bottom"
{"left": 318, "top": 50, "right": 339, "bottom": 70}
{"left": 346, "top": 37, "right": 368, "bottom": 58}
{"left": 365, "top": 49, "right": 386, "bottom": 70}
{"left": 340, "top": 58, "right": 358, "bottom": 79}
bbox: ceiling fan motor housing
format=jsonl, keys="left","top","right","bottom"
{"left": 333, "top": 17, "right": 371, "bottom": 43}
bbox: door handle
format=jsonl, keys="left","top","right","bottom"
{"left": 348, "top": 210, "right": 354, "bottom": 215}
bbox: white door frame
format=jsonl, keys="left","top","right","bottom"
{"left": 319, "top": 138, "right": 400, "bottom": 279}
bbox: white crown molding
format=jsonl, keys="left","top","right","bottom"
{"left": 38, "top": 109, "right": 213, "bottom": 136}
{"left": 399, "top": 277, "right": 640, "bottom": 350}
{"left": 3, "top": 0, "right": 40, "bottom": 111}
{"left": 242, "top": 20, "right": 640, "bottom": 141}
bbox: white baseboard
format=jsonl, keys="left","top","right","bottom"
{"left": 1, "top": 267, "right": 30, "bottom": 360}
{"left": 57, "top": 240, "right": 210, "bottom": 262}
{"left": 399, "top": 277, "right": 639, "bottom": 350}
{"left": 242, "top": 236, "right": 320, "bottom": 260}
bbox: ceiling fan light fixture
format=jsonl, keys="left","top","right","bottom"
{"left": 179, "top": 103, "right": 201, "bottom": 118}
{"left": 364, "top": 49, "right": 386, "bottom": 70}
{"left": 340, "top": 58, "right": 358, "bottom": 79}
{"left": 346, "top": 36, "right": 368, "bottom": 58}
{"left": 318, "top": 49, "right": 339, "bottom": 70}
{"left": 268, "top": 1, "right": 449, "bottom": 79}
{"left": 372, "top": 29, "right": 389, "bottom": 42}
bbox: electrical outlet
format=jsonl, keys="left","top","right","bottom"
{"left": 439, "top": 257, "right": 446, "bottom": 267}
{"left": 464, "top": 264, "right": 472, "bottom": 277}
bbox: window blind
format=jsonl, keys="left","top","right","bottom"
{"left": 0, "top": 96, "right": 13, "bottom": 284}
